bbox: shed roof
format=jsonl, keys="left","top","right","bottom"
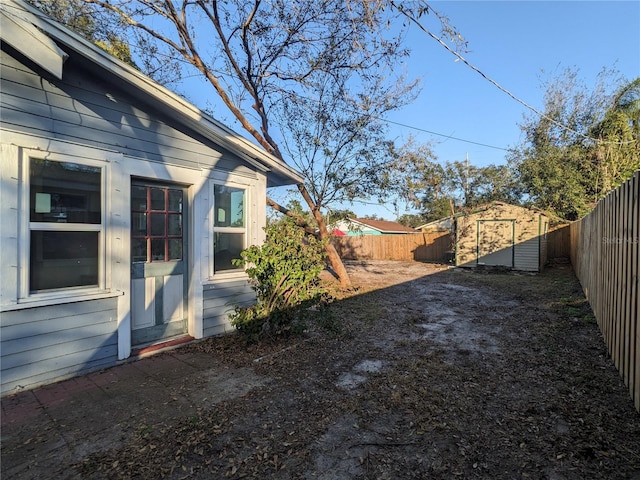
{"left": 415, "top": 217, "right": 454, "bottom": 231}
{"left": 0, "top": 0, "right": 303, "bottom": 187}
{"left": 457, "top": 202, "right": 548, "bottom": 218}
{"left": 348, "top": 218, "right": 417, "bottom": 234}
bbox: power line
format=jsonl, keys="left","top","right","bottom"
{"left": 381, "top": 117, "right": 511, "bottom": 151}
{"left": 392, "top": 1, "right": 635, "bottom": 146}
{"left": 279, "top": 88, "right": 513, "bottom": 151}
{"left": 15, "top": 1, "right": 627, "bottom": 150}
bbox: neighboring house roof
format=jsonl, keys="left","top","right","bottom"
{"left": 343, "top": 218, "right": 417, "bottom": 234}
{"left": 0, "top": 0, "right": 303, "bottom": 187}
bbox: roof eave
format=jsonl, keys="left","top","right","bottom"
{"left": 2, "top": 0, "right": 303, "bottom": 187}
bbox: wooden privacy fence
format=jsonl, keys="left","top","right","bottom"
{"left": 570, "top": 170, "right": 639, "bottom": 411}
{"left": 331, "top": 232, "right": 452, "bottom": 262}
{"left": 547, "top": 224, "right": 572, "bottom": 260}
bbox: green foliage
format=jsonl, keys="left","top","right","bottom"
{"left": 325, "top": 209, "right": 357, "bottom": 225}
{"left": 229, "top": 219, "right": 330, "bottom": 342}
{"left": 396, "top": 213, "right": 429, "bottom": 228}
{"left": 510, "top": 69, "right": 640, "bottom": 220}
{"left": 27, "top": 0, "right": 182, "bottom": 84}
{"left": 94, "top": 37, "right": 138, "bottom": 68}
{"left": 27, "top": 0, "right": 97, "bottom": 39}
{"left": 388, "top": 138, "right": 522, "bottom": 221}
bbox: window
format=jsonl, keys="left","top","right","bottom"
{"left": 212, "top": 184, "right": 246, "bottom": 272}
{"left": 131, "top": 185, "right": 183, "bottom": 263}
{"left": 28, "top": 158, "right": 102, "bottom": 292}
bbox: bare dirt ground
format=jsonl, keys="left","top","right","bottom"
{"left": 77, "top": 261, "right": 640, "bottom": 479}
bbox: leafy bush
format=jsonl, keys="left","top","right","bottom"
{"left": 229, "top": 219, "right": 329, "bottom": 342}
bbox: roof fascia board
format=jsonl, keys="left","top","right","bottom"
{"left": 0, "top": 4, "right": 68, "bottom": 79}
{"left": 348, "top": 219, "right": 382, "bottom": 233}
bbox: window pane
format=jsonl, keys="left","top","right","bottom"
{"left": 214, "top": 232, "right": 244, "bottom": 271}
{"left": 168, "top": 214, "right": 182, "bottom": 236}
{"left": 214, "top": 185, "right": 244, "bottom": 227}
{"left": 132, "top": 212, "right": 147, "bottom": 236}
{"left": 150, "top": 213, "right": 165, "bottom": 236}
{"left": 30, "top": 231, "right": 98, "bottom": 291}
{"left": 168, "top": 239, "right": 182, "bottom": 260}
{"left": 151, "top": 238, "right": 165, "bottom": 261}
{"left": 132, "top": 238, "right": 147, "bottom": 263}
{"left": 30, "top": 159, "right": 101, "bottom": 223}
{"left": 168, "top": 190, "right": 182, "bottom": 212}
{"left": 150, "top": 188, "right": 165, "bottom": 210}
{"left": 131, "top": 186, "right": 147, "bottom": 211}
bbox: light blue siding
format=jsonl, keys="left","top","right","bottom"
{"left": 0, "top": 53, "right": 253, "bottom": 174}
{"left": 0, "top": 21, "right": 279, "bottom": 397}
{"left": 202, "top": 280, "right": 255, "bottom": 338}
{"left": 1, "top": 298, "right": 118, "bottom": 396}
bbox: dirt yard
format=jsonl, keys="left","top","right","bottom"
{"left": 78, "top": 261, "right": 640, "bottom": 479}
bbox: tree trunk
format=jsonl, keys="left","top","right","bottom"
{"left": 266, "top": 191, "right": 352, "bottom": 289}
{"left": 295, "top": 185, "right": 352, "bottom": 289}
{"left": 319, "top": 231, "right": 352, "bottom": 289}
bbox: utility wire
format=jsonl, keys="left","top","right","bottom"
{"left": 392, "top": 1, "right": 635, "bottom": 146}
{"left": 381, "top": 117, "right": 511, "bottom": 151}
{"left": 13, "top": 1, "right": 628, "bottom": 149}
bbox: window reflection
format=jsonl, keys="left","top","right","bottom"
{"left": 30, "top": 231, "right": 99, "bottom": 291}
{"left": 29, "top": 159, "right": 102, "bottom": 293}
{"left": 30, "top": 159, "right": 101, "bottom": 224}
{"left": 214, "top": 232, "right": 244, "bottom": 271}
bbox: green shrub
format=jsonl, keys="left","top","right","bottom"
{"left": 229, "top": 219, "right": 329, "bottom": 342}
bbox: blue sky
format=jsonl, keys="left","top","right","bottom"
{"left": 333, "top": 0, "right": 639, "bottom": 219}
{"left": 387, "top": 1, "right": 640, "bottom": 161}
{"left": 176, "top": 1, "right": 640, "bottom": 220}
{"left": 358, "top": 0, "right": 640, "bottom": 219}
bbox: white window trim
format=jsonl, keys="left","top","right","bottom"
{"left": 208, "top": 178, "right": 253, "bottom": 280}
{"left": 18, "top": 149, "right": 112, "bottom": 304}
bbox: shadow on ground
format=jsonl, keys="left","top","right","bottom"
{"left": 2, "top": 261, "right": 639, "bottom": 480}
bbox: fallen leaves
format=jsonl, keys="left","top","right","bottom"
{"left": 72, "top": 263, "right": 640, "bottom": 479}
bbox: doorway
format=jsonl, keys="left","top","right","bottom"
{"left": 130, "top": 181, "right": 188, "bottom": 346}
{"left": 477, "top": 220, "right": 515, "bottom": 267}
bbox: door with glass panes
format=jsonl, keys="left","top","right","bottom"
{"left": 130, "top": 181, "right": 188, "bottom": 345}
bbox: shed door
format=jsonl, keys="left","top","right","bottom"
{"left": 130, "top": 182, "right": 188, "bottom": 346}
{"left": 477, "top": 220, "right": 514, "bottom": 267}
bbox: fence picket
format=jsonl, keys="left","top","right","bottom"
{"left": 571, "top": 170, "right": 640, "bottom": 411}
{"left": 331, "top": 232, "right": 452, "bottom": 262}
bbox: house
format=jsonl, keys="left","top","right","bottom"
{"left": 455, "top": 202, "right": 549, "bottom": 272}
{"left": 0, "top": 0, "right": 302, "bottom": 396}
{"left": 331, "top": 218, "right": 417, "bottom": 236}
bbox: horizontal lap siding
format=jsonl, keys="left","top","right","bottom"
{"left": 1, "top": 298, "right": 118, "bottom": 396}
{"left": 456, "top": 205, "right": 546, "bottom": 272}
{"left": 202, "top": 280, "right": 255, "bottom": 338}
{"left": 513, "top": 237, "right": 540, "bottom": 272}
{"left": 0, "top": 54, "right": 253, "bottom": 175}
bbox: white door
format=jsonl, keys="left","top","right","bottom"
{"left": 130, "top": 181, "right": 188, "bottom": 346}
